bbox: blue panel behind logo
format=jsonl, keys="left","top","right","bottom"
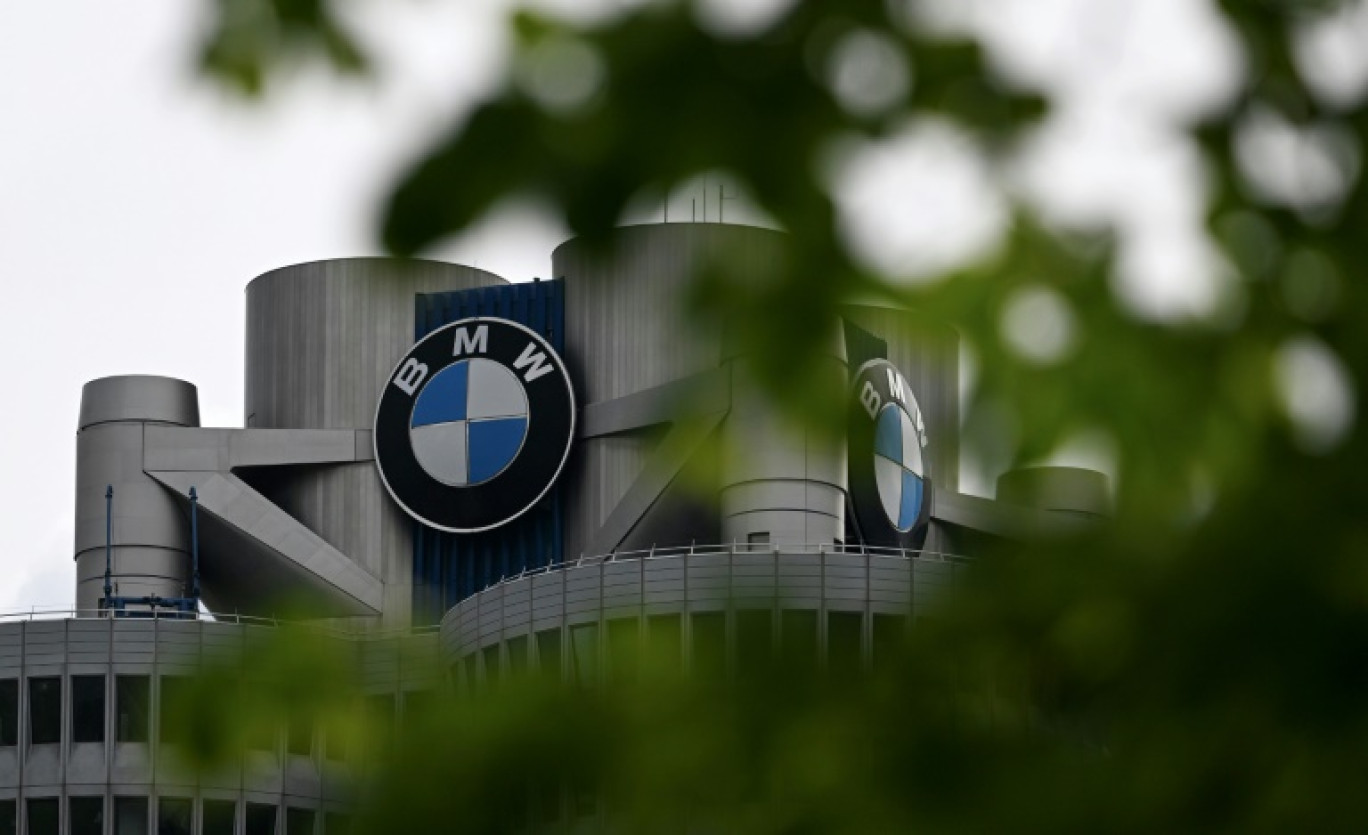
{"left": 411, "top": 279, "right": 566, "bottom": 625}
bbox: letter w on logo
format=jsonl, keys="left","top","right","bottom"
{"left": 514, "top": 342, "right": 555, "bottom": 382}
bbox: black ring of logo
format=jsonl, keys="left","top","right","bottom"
{"left": 373, "top": 317, "right": 576, "bottom": 533}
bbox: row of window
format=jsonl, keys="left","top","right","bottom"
{"left": 457, "top": 610, "right": 911, "bottom": 687}
{"left": 0, "top": 797, "right": 347, "bottom": 835}
{"left": 0, "top": 676, "right": 358, "bottom": 759}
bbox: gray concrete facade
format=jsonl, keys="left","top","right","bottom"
{"left": 0, "top": 617, "right": 438, "bottom": 834}
{"left": 439, "top": 544, "right": 969, "bottom": 678}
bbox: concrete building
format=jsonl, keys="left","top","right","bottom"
{"left": 0, "top": 223, "right": 1105, "bottom": 834}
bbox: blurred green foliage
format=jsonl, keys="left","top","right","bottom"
{"left": 188, "top": 0, "right": 1368, "bottom": 830}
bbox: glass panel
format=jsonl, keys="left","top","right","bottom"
{"left": 646, "top": 614, "right": 682, "bottom": 674}
{"left": 403, "top": 691, "right": 434, "bottom": 727}
{"left": 69, "top": 796, "right": 104, "bottom": 835}
{"left": 691, "top": 612, "right": 726, "bottom": 682}
{"left": 735, "top": 610, "right": 773, "bottom": 679}
{"left": 506, "top": 635, "right": 529, "bottom": 678}
{"left": 114, "top": 796, "right": 149, "bottom": 835}
{"left": 72, "top": 675, "right": 105, "bottom": 744}
{"left": 287, "top": 715, "right": 312, "bottom": 756}
{"left": 28, "top": 677, "right": 61, "bottom": 745}
{"left": 159, "top": 677, "right": 189, "bottom": 746}
{"left": 535, "top": 629, "right": 561, "bottom": 681}
{"left": 325, "top": 717, "right": 347, "bottom": 762}
{"left": 481, "top": 644, "right": 501, "bottom": 685}
{"left": 201, "top": 800, "right": 236, "bottom": 835}
{"left": 570, "top": 624, "right": 598, "bottom": 688}
{"left": 0, "top": 800, "right": 13, "bottom": 835}
{"left": 26, "top": 799, "right": 57, "bottom": 835}
{"left": 0, "top": 680, "right": 17, "bottom": 746}
{"left": 158, "top": 797, "right": 192, "bottom": 835}
{"left": 366, "top": 694, "right": 394, "bottom": 759}
{"left": 244, "top": 803, "right": 277, "bottom": 835}
{"left": 606, "top": 618, "right": 640, "bottom": 684}
{"left": 871, "top": 614, "right": 907, "bottom": 669}
{"left": 780, "top": 609, "right": 819, "bottom": 670}
{"left": 286, "top": 808, "right": 315, "bottom": 835}
{"left": 827, "top": 611, "right": 864, "bottom": 678}
{"left": 323, "top": 813, "right": 351, "bottom": 835}
{"left": 116, "top": 676, "right": 150, "bottom": 743}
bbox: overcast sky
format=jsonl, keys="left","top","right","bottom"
{"left": 0, "top": 0, "right": 1248, "bottom": 611}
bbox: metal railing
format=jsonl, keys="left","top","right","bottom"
{"left": 0, "top": 544, "right": 965, "bottom": 627}
{"left": 0, "top": 607, "right": 442, "bottom": 638}
{"left": 465, "top": 541, "right": 970, "bottom": 597}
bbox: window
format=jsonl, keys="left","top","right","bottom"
{"left": 287, "top": 714, "right": 312, "bottom": 757}
{"left": 871, "top": 614, "right": 908, "bottom": 669}
{"left": 26, "top": 799, "right": 57, "bottom": 835}
{"left": 245, "top": 803, "right": 277, "bottom": 835}
{"left": 116, "top": 676, "right": 150, "bottom": 743}
{"left": 366, "top": 694, "right": 394, "bottom": 759}
{"left": 570, "top": 624, "right": 598, "bottom": 688}
{"left": 780, "top": 610, "right": 818, "bottom": 670}
{"left": 0, "top": 799, "right": 13, "bottom": 835}
{"left": 114, "top": 797, "right": 148, "bottom": 835}
{"left": 28, "top": 677, "right": 61, "bottom": 745}
{"left": 481, "top": 644, "right": 501, "bottom": 685}
{"left": 535, "top": 629, "right": 562, "bottom": 681}
{"left": 827, "top": 612, "right": 864, "bottom": 678}
{"left": 158, "top": 797, "right": 192, "bottom": 835}
{"left": 0, "top": 679, "right": 16, "bottom": 746}
{"left": 324, "top": 718, "right": 347, "bottom": 762}
{"left": 202, "top": 800, "right": 236, "bottom": 835}
{"left": 691, "top": 612, "right": 726, "bottom": 682}
{"left": 323, "top": 813, "right": 351, "bottom": 835}
{"left": 69, "top": 796, "right": 104, "bottom": 835}
{"left": 646, "top": 614, "right": 682, "bottom": 673}
{"left": 606, "top": 618, "right": 640, "bottom": 684}
{"left": 286, "top": 808, "right": 315, "bottom": 835}
{"left": 72, "top": 675, "right": 105, "bottom": 744}
{"left": 506, "top": 635, "right": 529, "bottom": 678}
{"left": 402, "top": 691, "right": 434, "bottom": 728}
{"left": 160, "top": 677, "right": 189, "bottom": 746}
{"left": 735, "top": 610, "right": 774, "bottom": 679}
{"left": 747, "top": 531, "right": 770, "bottom": 548}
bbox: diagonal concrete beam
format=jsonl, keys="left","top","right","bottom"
{"left": 583, "top": 411, "right": 726, "bottom": 557}
{"left": 580, "top": 369, "right": 729, "bottom": 438}
{"left": 146, "top": 469, "right": 382, "bottom": 616}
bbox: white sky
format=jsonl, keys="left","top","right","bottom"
{"left": 0, "top": 0, "right": 1249, "bottom": 610}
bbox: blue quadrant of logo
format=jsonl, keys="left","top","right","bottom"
{"left": 468, "top": 417, "right": 528, "bottom": 484}
{"left": 899, "top": 471, "right": 923, "bottom": 530}
{"left": 411, "top": 362, "right": 468, "bottom": 427}
{"left": 874, "top": 406, "right": 902, "bottom": 462}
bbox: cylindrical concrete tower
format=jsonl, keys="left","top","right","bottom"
{"left": 718, "top": 323, "right": 849, "bottom": 547}
{"left": 74, "top": 376, "right": 200, "bottom": 611}
{"left": 554, "top": 223, "right": 791, "bottom": 555}
{"left": 244, "top": 258, "right": 508, "bottom": 627}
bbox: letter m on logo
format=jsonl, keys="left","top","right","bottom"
{"left": 452, "top": 325, "right": 489, "bottom": 356}
{"left": 514, "top": 342, "right": 555, "bottom": 382}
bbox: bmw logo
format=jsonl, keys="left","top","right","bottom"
{"left": 848, "top": 359, "right": 930, "bottom": 548}
{"left": 374, "top": 317, "right": 576, "bottom": 533}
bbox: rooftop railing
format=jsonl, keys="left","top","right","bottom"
{"left": 1, "top": 544, "right": 966, "bottom": 627}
